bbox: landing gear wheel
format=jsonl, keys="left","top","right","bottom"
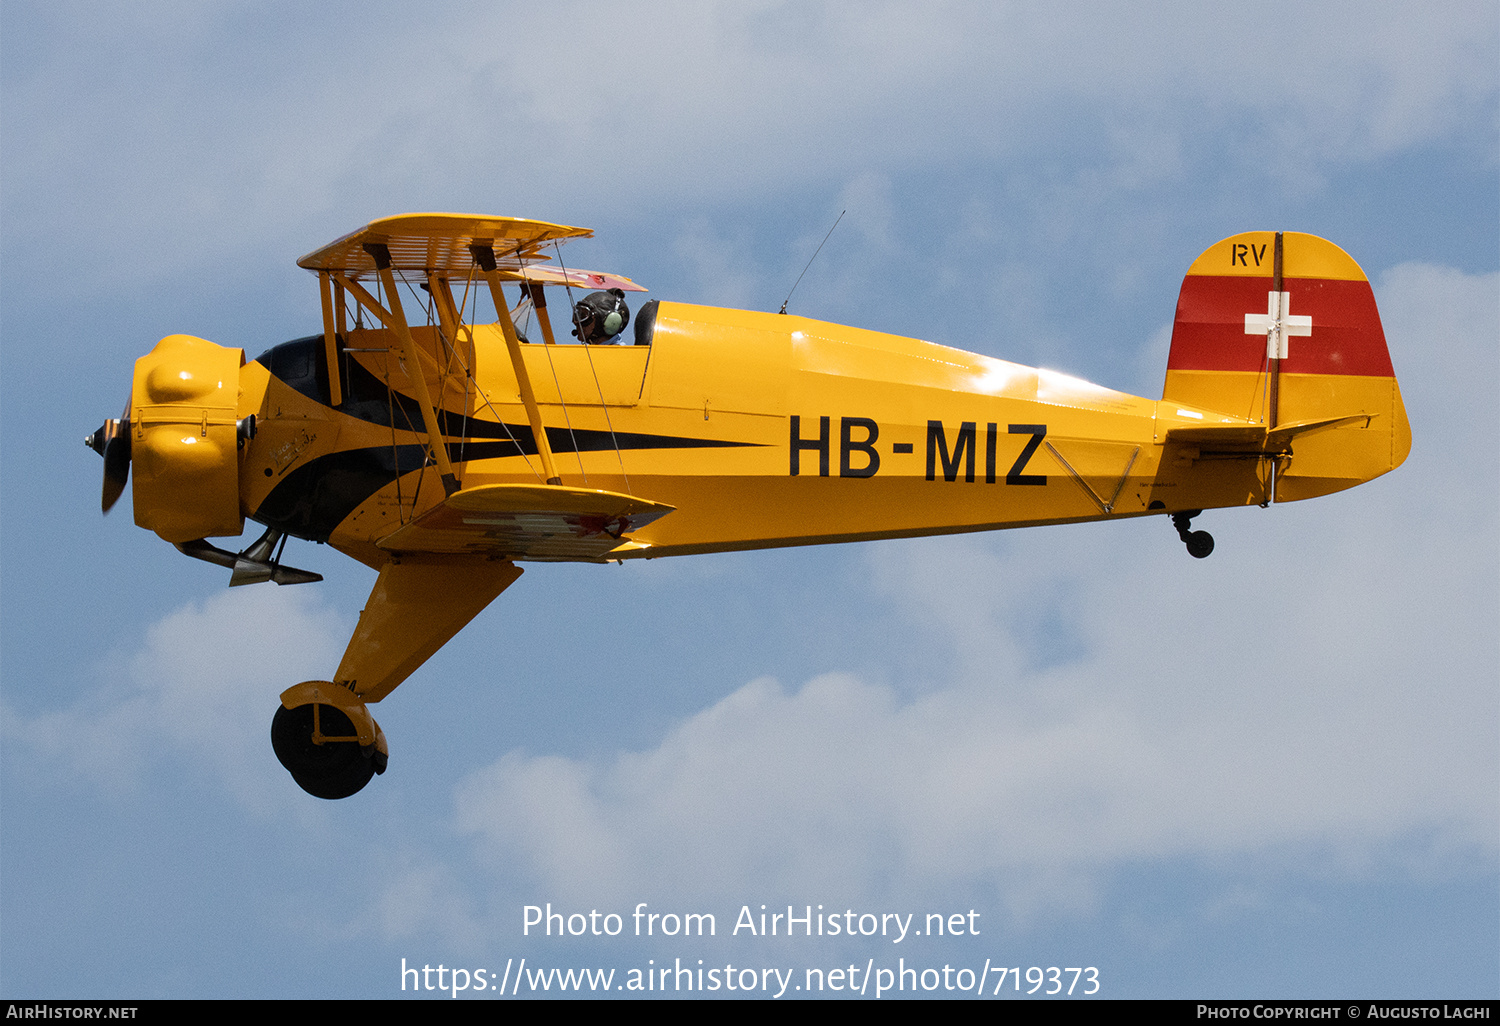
{"left": 271, "top": 702, "right": 377, "bottom": 799}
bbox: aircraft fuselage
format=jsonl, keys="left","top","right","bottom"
{"left": 238, "top": 301, "right": 1260, "bottom": 570}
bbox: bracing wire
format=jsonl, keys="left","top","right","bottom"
{"left": 524, "top": 249, "right": 588, "bottom": 485}
{"left": 448, "top": 263, "right": 545, "bottom": 483}
{"left": 425, "top": 269, "right": 557, "bottom": 485}
{"left": 381, "top": 343, "right": 406, "bottom": 519}
{"left": 397, "top": 275, "right": 443, "bottom": 505}
{"left": 551, "top": 239, "right": 632, "bottom": 494}
{"left": 368, "top": 272, "right": 409, "bottom": 517}
{"left": 1247, "top": 338, "right": 1272, "bottom": 424}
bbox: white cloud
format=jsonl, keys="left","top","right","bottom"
{"left": 1377, "top": 263, "right": 1500, "bottom": 445}
{"left": 1, "top": 585, "right": 349, "bottom": 811}
{"left": 368, "top": 853, "right": 488, "bottom": 948}
{"left": 5, "top": 2, "right": 1492, "bottom": 295}
{"left": 669, "top": 219, "right": 766, "bottom": 309}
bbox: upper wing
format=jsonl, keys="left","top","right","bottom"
{"left": 376, "top": 483, "right": 675, "bottom": 561}
{"left": 296, "top": 212, "right": 592, "bottom": 282}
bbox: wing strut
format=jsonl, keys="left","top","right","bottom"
{"left": 471, "top": 243, "right": 564, "bottom": 485}
{"left": 317, "top": 272, "right": 344, "bottom": 407}
{"left": 523, "top": 281, "right": 559, "bottom": 345}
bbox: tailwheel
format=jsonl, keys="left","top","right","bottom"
{"left": 271, "top": 687, "right": 388, "bottom": 799}
{"left": 1170, "top": 509, "right": 1215, "bottom": 559}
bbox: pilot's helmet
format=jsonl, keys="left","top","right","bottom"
{"left": 571, "top": 288, "right": 630, "bottom": 344}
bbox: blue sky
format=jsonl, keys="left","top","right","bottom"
{"left": 2, "top": 1, "right": 1496, "bottom": 1000}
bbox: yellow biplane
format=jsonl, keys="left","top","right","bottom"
{"left": 87, "top": 214, "right": 1410, "bottom": 798}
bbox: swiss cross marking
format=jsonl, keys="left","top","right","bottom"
{"left": 1244, "top": 291, "right": 1312, "bottom": 360}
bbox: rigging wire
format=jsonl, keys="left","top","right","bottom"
{"left": 551, "top": 239, "right": 632, "bottom": 494}
{"left": 525, "top": 249, "right": 588, "bottom": 485}
{"left": 440, "top": 263, "right": 544, "bottom": 483}
{"left": 369, "top": 272, "right": 406, "bottom": 516}
{"left": 381, "top": 332, "right": 406, "bottom": 519}
{"left": 1247, "top": 340, "right": 1271, "bottom": 423}
{"left": 395, "top": 274, "right": 442, "bottom": 508}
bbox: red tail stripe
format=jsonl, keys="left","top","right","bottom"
{"left": 1168, "top": 275, "right": 1394, "bottom": 377}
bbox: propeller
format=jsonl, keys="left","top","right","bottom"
{"left": 86, "top": 399, "right": 131, "bottom": 513}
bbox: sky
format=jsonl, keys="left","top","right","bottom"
{"left": 1, "top": 0, "right": 1496, "bottom": 1001}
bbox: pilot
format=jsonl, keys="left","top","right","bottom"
{"left": 570, "top": 288, "right": 630, "bottom": 344}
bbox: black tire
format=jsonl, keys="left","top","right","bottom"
{"left": 271, "top": 703, "right": 376, "bottom": 800}
{"left": 1186, "top": 530, "right": 1215, "bottom": 559}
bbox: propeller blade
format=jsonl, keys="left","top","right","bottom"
{"left": 88, "top": 398, "right": 132, "bottom": 513}
{"left": 101, "top": 427, "right": 130, "bottom": 512}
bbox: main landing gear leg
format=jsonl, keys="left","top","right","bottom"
{"left": 1171, "top": 509, "right": 1215, "bottom": 559}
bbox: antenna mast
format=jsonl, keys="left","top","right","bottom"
{"left": 779, "top": 209, "right": 845, "bottom": 314}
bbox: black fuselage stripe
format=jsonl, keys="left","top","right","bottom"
{"left": 331, "top": 354, "right": 758, "bottom": 454}
{"left": 255, "top": 366, "right": 763, "bottom": 541}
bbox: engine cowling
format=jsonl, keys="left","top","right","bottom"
{"left": 130, "top": 334, "right": 246, "bottom": 542}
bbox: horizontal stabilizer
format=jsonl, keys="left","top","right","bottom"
{"left": 1164, "top": 414, "right": 1376, "bottom": 456}
{"left": 377, "top": 483, "right": 675, "bottom": 561}
{"left": 1163, "top": 424, "right": 1268, "bottom": 448}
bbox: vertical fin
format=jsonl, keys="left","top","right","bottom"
{"left": 1163, "top": 232, "right": 1410, "bottom": 500}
